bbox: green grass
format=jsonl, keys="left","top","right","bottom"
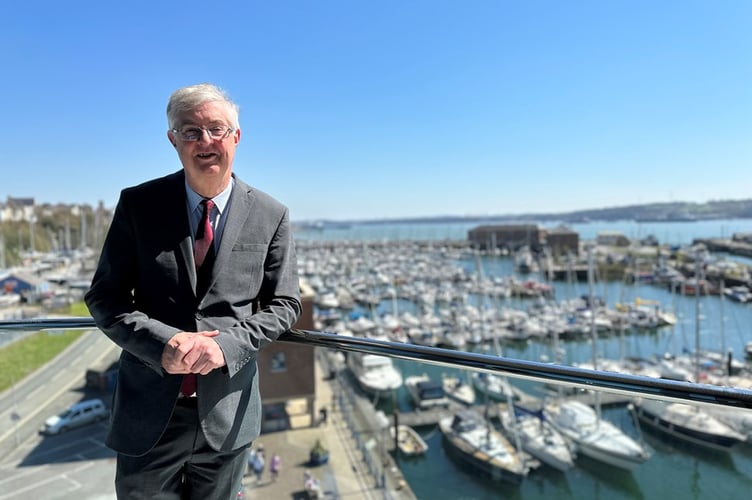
{"left": 0, "top": 302, "right": 91, "bottom": 393}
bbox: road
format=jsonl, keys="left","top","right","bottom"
{"left": 0, "top": 330, "right": 119, "bottom": 500}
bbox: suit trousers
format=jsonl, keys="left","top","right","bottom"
{"left": 114, "top": 400, "right": 249, "bottom": 500}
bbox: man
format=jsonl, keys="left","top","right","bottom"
{"left": 85, "top": 83, "right": 301, "bottom": 499}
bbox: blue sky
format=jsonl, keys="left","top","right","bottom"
{"left": 2, "top": 1, "right": 750, "bottom": 221}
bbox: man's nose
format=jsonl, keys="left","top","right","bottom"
{"left": 197, "top": 129, "right": 213, "bottom": 143}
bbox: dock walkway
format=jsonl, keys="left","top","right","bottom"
{"left": 243, "top": 351, "right": 416, "bottom": 500}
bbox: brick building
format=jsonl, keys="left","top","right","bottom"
{"left": 258, "top": 280, "right": 318, "bottom": 432}
{"left": 467, "top": 224, "right": 543, "bottom": 251}
{"left": 542, "top": 227, "right": 580, "bottom": 257}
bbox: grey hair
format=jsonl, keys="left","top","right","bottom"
{"left": 166, "top": 83, "right": 240, "bottom": 130}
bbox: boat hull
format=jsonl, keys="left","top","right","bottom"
{"left": 390, "top": 425, "right": 429, "bottom": 456}
{"left": 439, "top": 412, "right": 527, "bottom": 485}
{"left": 545, "top": 401, "right": 650, "bottom": 471}
{"left": 632, "top": 402, "right": 744, "bottom": 451}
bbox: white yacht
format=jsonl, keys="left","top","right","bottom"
{"left": 346, "top": 351, "right": 403, "bottom": 395}
{"left": 405, "top": 374, "right": 451, "bottom": 410}
{"left": 544, "top": 399, "right": 651, "bottom": 471}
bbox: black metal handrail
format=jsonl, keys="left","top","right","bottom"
{"left": 2, "top": 317, "right": 752, "bottom": 410}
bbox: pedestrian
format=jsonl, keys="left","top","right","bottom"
{"left": 245, "top": 447, "right": 256, "bottom": 476}
{"left": 270, "top": 453, "right": 281, "bottom": 481}
{"left": 319, "top": 406, "right": 328, "bottom": 426}
{"left": 85, "top": 82, "right": 302, "bottom": 499}
{"left": 253, "top": 450, "right": 265, "bottom": 483}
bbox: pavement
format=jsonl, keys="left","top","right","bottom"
{"left": 241, "top": 354, "right": 416, "bottom": 500}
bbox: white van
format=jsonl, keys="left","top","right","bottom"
{"left": 41, "top": 399, "right": 109, "bottom": 435}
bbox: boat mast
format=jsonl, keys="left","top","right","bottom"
{"left": 586, "top": 244, "right": 602, "bottom": 424}
{"left": 694, "top": 255, "right": 702, "bottom": 384}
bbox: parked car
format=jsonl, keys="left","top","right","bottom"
{"left": 41, "top": 398, "right": 109, "bottom": 435}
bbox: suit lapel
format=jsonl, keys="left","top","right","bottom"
{"left": 160, "top": 171, "right": 199, "bottom": 294}
{"left": 200, "top": 177, "right": 256, "bottom": 295}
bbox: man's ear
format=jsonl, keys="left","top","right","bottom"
{"left": 167, "top": 130, "right": 177, "bottom": 147}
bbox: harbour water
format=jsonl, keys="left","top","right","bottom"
{"left": 296, "top": 218, "right": 752, "bottom": 500}
{"left": 295, "top": 217, "right": 752, "bottom": 247}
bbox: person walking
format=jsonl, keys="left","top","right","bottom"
{"left": 269, "top": 453, "right": 281, "bottom": 481}
{"left": 252, "top": 450, "right": 265, "bottom": 483}
{"left": 245, "top": 448, "right": 257, "bottom": 477}
{"left": 85, "top": 82, "right": 301, "bottom": 500}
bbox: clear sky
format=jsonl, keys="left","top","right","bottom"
{"left": 2, "top": 1, "right": 750, "bottom": 221}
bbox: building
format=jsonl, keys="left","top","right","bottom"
{"left": 0, "top": 271, "right": 50, "bottom": 298}
{"left": 258, "top": 280, "right": 318, "bottom": 433}
{"left": 0, "top": 197, "right": 35, "bottom": 222}
{"left": 467, "top": 224, "right": 543, "bottom": 251}
{"left": 543, "top": 226, "right": 580, "bottom": 258}
{"left": 596, "top": 231, "right": 630, "bottom": 247}
{"left": 468, "top": 224, "right": 580, "bottom": 257}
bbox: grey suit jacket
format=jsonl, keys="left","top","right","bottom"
{"left": 85, "top": 170, "right": 301, "bottom": 456}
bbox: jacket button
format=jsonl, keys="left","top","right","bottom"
{"left": 195, "top": 311, "right": 204, "bottom": 320}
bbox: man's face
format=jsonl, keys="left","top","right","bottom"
{"left": 168, "top": 100, "right": 240, "bottom": 195}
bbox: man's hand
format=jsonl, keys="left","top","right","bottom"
{"left": 161, "top": 330, "right": 226, "bottom": 375}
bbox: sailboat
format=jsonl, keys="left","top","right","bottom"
{"left": 439, "top": 408, "right": 529, "bottom": 484}
{"left": 544, "top": 399, "right": 650, "bottom": 471}
{"left": 438, "top": 254, "right": 529, "bottom": 483}
{"left": 545, "top": 245, "right": 651, "bottom": 471}
{"left": 499, "top": 403, "right": 576, "bottom": 472}
{"left": 631, "top": 264, "right": 746, "bottom": 451}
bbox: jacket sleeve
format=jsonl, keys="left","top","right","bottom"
{"left": 212, "top": 207, "right": 302, "bottom": 377}
{"left": 84, "top": 190, "right": 180, "bottom": 375}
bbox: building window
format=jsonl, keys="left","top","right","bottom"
{"left": 271, "top": 352, "right": 287, "bottom": 373}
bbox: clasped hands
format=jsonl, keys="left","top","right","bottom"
{"left": 161, "top": 330, "right": 227, "bottom": 375}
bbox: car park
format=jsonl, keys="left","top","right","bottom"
{"left": 41, "top": 398, "right": 109, "bottom": 435}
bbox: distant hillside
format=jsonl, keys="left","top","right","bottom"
{"left": 298, "top": 199, "right": 752, "bottom": 226}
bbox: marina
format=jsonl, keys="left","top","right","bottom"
{"left": 296, "top": 218, "right": 752, "bottom": 499}
{"left": 4, "top": 218, "right": 752, "bottom": 498}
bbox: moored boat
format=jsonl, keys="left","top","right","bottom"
{"left": 472, "top": 372, "right": 519, "bottom": 402}
{"left": 390, "top": 424, "right": 429, "bottom": 456}
{"left": 405, "top": 373, "right": 451, "bottom": 410}
{"left": 346, "top": 351, "right": 403, "bottom": 395}
{"left": 631, "top": 398, "right": 746, "bottom": 451}
{"left": 442, "top": 373, "right": 476, "bottom": 406}
{"left": 544, "top": 399, "right": 651, "bottom": 471}
{"left": 500, "top": 404, "right": 576, "bottom": 472}
{"left": 439, "top": 409, "right": 529, "bottom": 484}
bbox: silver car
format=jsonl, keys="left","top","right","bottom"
{"left": 41, "top": 398, "right": 109, "bottom": 435}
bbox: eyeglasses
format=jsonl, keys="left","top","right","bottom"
{"left": 172, "top": 125, "right": 235, "bottom": 142}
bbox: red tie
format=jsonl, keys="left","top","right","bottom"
{"left": 181, "top": 199, "right": 215, "bottom": 398}
{"left": 194, "top": 199, "right": 215, "bottom": 269}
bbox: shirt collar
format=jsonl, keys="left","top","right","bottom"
{"left": 185, "top": 177, "right": 234, "bottom": 214}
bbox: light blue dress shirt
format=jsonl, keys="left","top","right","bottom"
{"left": 185, "top": 178, "right": 234, "bottom": 250}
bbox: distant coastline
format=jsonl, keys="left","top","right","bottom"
{"left": 295, "top": 198, "right": 752, "bottom": 228}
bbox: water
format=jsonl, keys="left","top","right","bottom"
{"left": 297, "top": 219, "right": 752, "bottom": 499}
{"left": 295, "top": 218, "right": 752, "bottom": 247}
